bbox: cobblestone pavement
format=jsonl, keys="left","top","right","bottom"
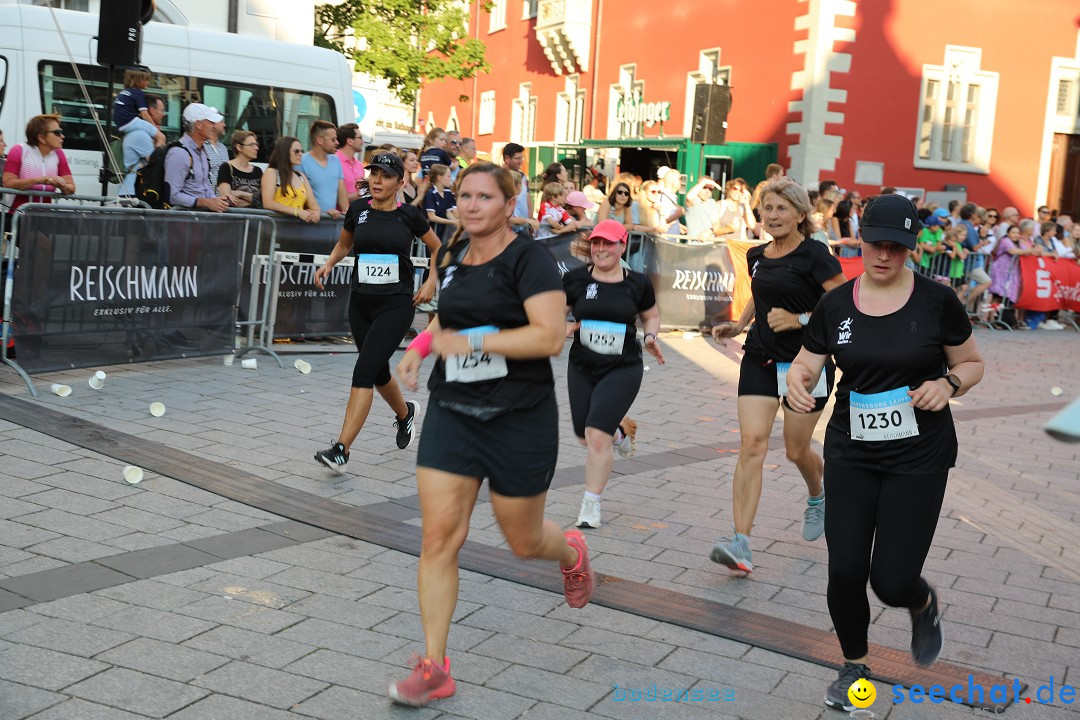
{"left": 0, "top": 326, "right": 1077, "bottom": 719}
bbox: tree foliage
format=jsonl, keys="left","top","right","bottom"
{"left": 315, "top": 0, "right": 490, "bottom": 104}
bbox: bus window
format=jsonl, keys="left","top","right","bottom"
{"left": 39, "top": 61, "right": 335, "bottom": 162}
{"left": 0, "top": 56, "right": 7, "bottom": 118}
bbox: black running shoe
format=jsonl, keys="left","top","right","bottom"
{"left": 824, "top": 661, "right": 871, "bottom": 711}
{"left": 314, "top": 442, "right": 349, "bottom": 474}
{"left": 395, "top": 401, "right": 419, "bottom": 450}
{"left": 910, "top": 584, "right": 943, "bottom": 667}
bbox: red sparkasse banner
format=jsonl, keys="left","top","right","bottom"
{"left": 1016, "top": 257, "right": 1080, "bottom": 312}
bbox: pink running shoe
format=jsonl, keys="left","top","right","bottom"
{"left": 562, "top": 529, "right": 595, "bottom": 608}
{"left": 388, "top": 655, "right": 456, "bottom": 706}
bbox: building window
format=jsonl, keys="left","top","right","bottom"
{"left": 511, "top": 83, "right": 537, "bottom": 144}
{"left": 914, "top": 46, "right": 998, "bottom": 173}
{"left": 683, "top": 48, "right": 731, "bottom": 137}
{"left": 488, "top": 0, "right": 507, "bottom": 33}
{"left": 478, "top": 91, "right": 496, "bottom": 135}
{"left": 608, "top": 64, "right": 644, "bottom": 139}
{"left": 1057, "top": 78, "right": 1076, "bottom": 117}
{"left": 555, "top": 75, "right": 585, "bottom": 144}
{"left": 522, "top": 0, "right": 538, "bottom": 20}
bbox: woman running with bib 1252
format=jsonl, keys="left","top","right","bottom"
{"left": 709, "top": 177, "right": 847, "bottom": 573}
{"left": 390, "top": 162, "right": 595, "bottom": 707}
{"left": 313, "top": 153, "right": 442, "bottom": 472}
{"left": 785, "top": 193, "right": 984, "bottom": 712}
{"left": 563, "top": 219, "right": 664, "bottom": 528}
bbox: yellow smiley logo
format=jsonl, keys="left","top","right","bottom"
{"left": 847, "top": 678, "right": 876, "bottom": 708}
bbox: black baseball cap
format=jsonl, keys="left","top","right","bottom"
{"left": 859, "top": 194, "right": 921, "bottom": 250}
{"left": 368, "top": 153, "right": 405, "bottom": 179}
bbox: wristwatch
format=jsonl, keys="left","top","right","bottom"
{"left": 943, "top": 374, "right": 961, "bottom": 396}
{"left": 468, "top": 332, "right": 485, "bottom": 353}
{"left": 798, "top": 312, "right": 810, "bottom": 327}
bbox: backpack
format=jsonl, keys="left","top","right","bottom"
{"left": 105, "top": 134, "right": 126, "bottom": 185}
{"left": 134, "top": 141, "right": 192, "bottom": 209}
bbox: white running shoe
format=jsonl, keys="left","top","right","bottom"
{"left": 614, "top": 417, "right": 637, "bottom": 460}
{"left": 576, "top": 496, "right": 601, "bottom": 528}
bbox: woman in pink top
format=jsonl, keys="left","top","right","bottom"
{"left": 3, "top": 114, "right": 76, "bottom": 213}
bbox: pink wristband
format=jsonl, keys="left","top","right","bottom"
{"left": 406, "top": 330, "right": 433, "bottom": 359}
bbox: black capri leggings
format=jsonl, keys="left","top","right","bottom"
{"left": 824, "top": 460, "right": 949, "bottom": 659}
{"left": 567, "top": 362, "right": 643, "bottom": 438}
{"left": 348, "top": 292, "right": 415, "bottom": 388}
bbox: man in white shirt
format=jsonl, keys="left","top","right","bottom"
{"left": 655, "top": 166, "right": 685, "bottom": 234}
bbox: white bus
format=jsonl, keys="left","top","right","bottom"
{"left": 0, "top": 3, "right": 352, "bottom": 192}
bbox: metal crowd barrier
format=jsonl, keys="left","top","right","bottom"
{"left": 1, "top": 192, "right": 279, "bottom": 395}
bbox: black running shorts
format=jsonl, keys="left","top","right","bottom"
{"left": 737, "top": 349, "right": 834, "bottom": 413}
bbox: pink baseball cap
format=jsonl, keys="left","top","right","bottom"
{"left": 565, "top": 190, "right": 597, "bottom": 211}
{"left": 589, "top": 219, "right": 629, "bottom": 244}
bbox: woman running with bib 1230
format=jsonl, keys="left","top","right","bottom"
{"left": 785, "top": 193, "right": 984, "bottom": 711}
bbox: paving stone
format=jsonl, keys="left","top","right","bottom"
{"left": 186, "top": 573, "right": 313, "bottom": 609}
{"left": 371, "top": 611, "right": 493, "bottom": 653}
{"left": 0, "top": 679, "right": 64, "bottom": 719}
{"left": 175, "top": 595, "right": 307, "bottom": 634}
{"left": 284, "top": 648, "right": 404, "bottom": 695}
{"left": 25, "top": 536, "right": 122, "bottom": 565}
{"left": 470, "top": 632, "right": 589, "bottom": 674}
{"left": 185, "top": 526, "right": 296, "bottom": 560}
{"left": 485, "top": 663, "right": 611, "bottom": 710}
{"left": 20, "top": 488, "right": 119, "bottom": 516}
{"left": 28, "top": 594, "right": 130, "bottom": 623}
{"left": 0, "top": 555, "right": 69, "bottom": 579}
{"left": 0, "top": 496, "right": 46, "bottom": 520}
{"left": 88, "top": 604, "right": 217, "bottom": 643}
{"left": 93, "top": 578, "right": 210, "bottom": 611}
{"left": 263, "top": 566, "right": 382, "bottom": 600}
{"left": 94, "top": 543, "right": 222, "bottom": 580}
{"left": 203, "top": 555, "right": 293, "bottom": 579}
{"left": 380, "top": 645, "right": 513, "bottom": 686}
{"left": 190, "top": 659, "right": 329, "bottom": 709}
{"left": 90, "top": 506, "right": 185, "bottom": 534}
{"left": 96, "top": 637, "right": 230, "bottom": 682}
{"left": 17, "top": 509, "right": 130, "bottom": 542}
{"left": 658, "top": 646, "right": 788, "bottom": 693}
{"left": 559, "top": 625, "right": 676, "bottom": 665}
{"left": 181, "top": 624, "right": 315, "bottom": 668}
{"left": 165, "top": 694, "right": 299, "bottom": 720}
{"left": 289, "top": 685, "right": 442, "bottom": 720}
{"left": 0, "top": 519, "right": 62, "bottom": 549}
{"left": 4, "top": 615, "right": 135, "bottom": 658}
{"left": 65, "top": 667, "right": 209, "bottom": 718}
{"left": 0, "top": 562, "right": 133, "bottom": 603}
{"left": 457, "top": 605, "right": 578, "bottom": 643}
{"left": 183, "top": 508, "right": 267, "bottom": 532}
{"left": 256, "top": 543, "right": 372, "bottom": 574}
{"left": 14, "top": 698, "right": 149, "bottom": 720}
{"left": 0, "top": 476, "right": 51, "bottom": 498}
{"left": 0, "top": 644, "right": 109, "bottom": 691}
{"left": 0, "top": 589, "right": 31, "bottom": 612}
{"left": 280, "top": 593, "right": 399, "bottom": 629}
{"left": 275, "top": 618, "right": 410, "bottom": 660}
{"left": 0, "top": 608, "right": 44, "bottom": 636}
{"left": 119, "top": 491, "right": 210, "bottom": 520}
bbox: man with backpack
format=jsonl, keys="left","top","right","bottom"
{"left": 162, "top": 103, "right": 227, "bottom": 212}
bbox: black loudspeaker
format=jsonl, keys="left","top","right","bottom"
{"left": 96, "top": 0, "right": 155, "bottom": 67}
{"left": 691, "top": 84, "right": 732, "bottom": 145}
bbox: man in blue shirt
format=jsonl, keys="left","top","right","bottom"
{"left": 300, "top": 120, "right": 346, "bottom": 217}
{"left": 501, "top": 142, "right": 537, "bottom": 235}
{"left": 120, "top": 95, "right": 164, "bottom": 196}
{"left": 165, "top": 103, "right": 227, "bottom": 211}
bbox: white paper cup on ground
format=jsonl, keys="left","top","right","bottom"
{"left": 88, "top": 370, "right": 106, "bottom": 389}
{"left": 149, "top": 402, "right": 166, "bottom": 417}
{"left": 122, "top": 465, "right": 144, "bottom": 484}
{"left": 294, "top": 359, "right": 312, "bottom": 375}
{"left": 241, "top": 358, "right": 257, "bottom": 370}
{"left": 223, "top": 354, "right": 235, "bottom": 366}
{"left": 50, "top": 383, "right": 72, "bottom": 397}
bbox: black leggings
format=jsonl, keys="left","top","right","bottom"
{"left": 567, "top": 362, "right": 643, "bottom": 437}
{"left": 348, "top": 292, "right": 415, "bottom": 388}
{"left": 824, "top": 460, "right": 948, "bottom": 659}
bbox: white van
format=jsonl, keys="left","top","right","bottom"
{"left": 0, "top": 3, "right": 352, "bottom": 193}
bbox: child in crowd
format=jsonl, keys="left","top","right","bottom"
{"left": 536, "top": 181, "right": 576, "bottom": 241}
{"left": 113, "top": 68, "right": 166, "bottom": 147}
{"left": 423, "top": 163, "right": 458, "bottom": 241}
{"left": 917, "top": 215, "right": 946, "bottom": 276}
{"left": 943, "top": 226, "right": 969, "bottom": 298}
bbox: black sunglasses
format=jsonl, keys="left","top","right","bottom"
{"left": 47, "top": 129, "right": 65, "bottom": 136}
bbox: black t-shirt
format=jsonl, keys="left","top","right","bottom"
{"left": 743, "top": 239, "right": 842, "bottom": 362}
{"left": 563, "top": 266, "right": 656, "bottom": 373}
{"left": 419, "top": 148, "right": 452, "bottom": 175}
{"left": 216, "top": 163, "right": 263, "bottom": 208}
{"left": 343, "top": 196, "right": 430, "bottom": 295}
{"left": 803, "top": 272, "right": 973, "bottom": 472}
{"left": 423, "top": 187, "right": 457, "bottom": 241}
{"left": 428, "top": 235, "right": 564, "bottom": 418}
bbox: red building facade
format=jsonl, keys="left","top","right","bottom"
{"left": 418, "top": 0, "right": 1080, "bottom": 215}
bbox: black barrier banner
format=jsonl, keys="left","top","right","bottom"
{"left": 241, "top": 219, "right": 351, "bottom": 338}
{"left": 536, "top": 232, "right": 589, "bottom": 276}
{"left": 643, "top": 236, "right": 736, "bottom": 330}
{"left": 11, "top": 208, "right": 243, "bottom": 373}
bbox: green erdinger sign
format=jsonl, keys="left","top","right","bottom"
{"left": 615, "top": 94, "right": 671, "bottom": 131}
